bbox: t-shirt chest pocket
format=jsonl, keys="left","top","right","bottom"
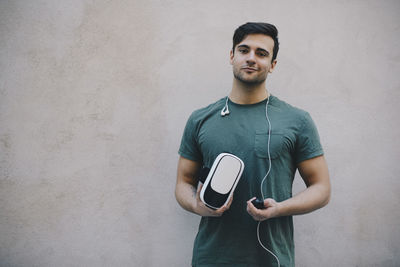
{"left": 254, "top": 131, "right": 284, "bottom": 159}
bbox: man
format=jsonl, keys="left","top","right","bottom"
{"left": 175, "top": 22, "right": 330, "bottom": 267}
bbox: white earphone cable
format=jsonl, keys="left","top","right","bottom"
{"left": 257, "top": 95, "right": 280, "bottom": 267}
{"left": 257, "top": 221, "right": 280, "bottom": 267}
{"left": 260, "top": 96, "right": 272, "bottom": 200}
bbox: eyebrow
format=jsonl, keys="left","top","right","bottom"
{"left": 237, "top": 44, "right": 270, "bottom": 55}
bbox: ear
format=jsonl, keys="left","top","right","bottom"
{"left": 269, "top": 59, "right": 277, "bottom": 73}
{"left": 229, "top": 50, "right": 234, "bottom": 65}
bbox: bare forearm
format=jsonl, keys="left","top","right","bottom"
{"left": 175, "top": 180, "right": 233, "bottom": 217}
{"left": 277, "top": 183, "right": 330, "bottom": 217}
{"left": 175, "top": 181, "right": 198, "bottom": 214}
{"left": 276, "top": 155, "right": 331, "bottom": 217}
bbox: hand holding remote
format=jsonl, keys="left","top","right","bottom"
{"left": 247, "top": 197, "right": 280, "bottom": 221}
{"left": 251, "top": 198, "right": 266, "bottom": 209}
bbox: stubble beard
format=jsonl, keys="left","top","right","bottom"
{"left": 233, "top": 68, "right": 267, "bottom": 86}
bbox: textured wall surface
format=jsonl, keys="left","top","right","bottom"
{"left": 1, "top": 1, "right": 399, "bottom": 266}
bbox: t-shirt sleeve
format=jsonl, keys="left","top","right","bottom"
{"left": 178, "top": 113, "right": 203, "bottom": 163}
{"left": 294, "top": 112, "right": 324, "bottom": 164}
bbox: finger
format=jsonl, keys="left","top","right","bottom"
{"left": 247, "top": 197, "right": 256, "bottom": 208}
{"left": 225, "top": 196, "right": 234, "bottom": 208}
{"left": 248, "top": 197, "right": 257, "bottom": 202}
{"left": 247, "top": 201, "right": 264, "bottom": 221}
{"left": 248, "top": 210, "right": 260, "bottom": 221}
{"left": 215, "top": 204, "right": 228, "bottom": 214}
{"left": 214, "top": 207, "right": 226, "bottom": 216}
{"left": 263, "top": 198, "right": 275, "bottom": 208}
{"left": 215, "top": 196, "right": 234, "bottom": 214}
{"left": 246, "top": 200, "right": 258, "bottom": 216}
{"left": 247, "top": 198, "right": 258, "bottom": 211}
{"left": 197, "top": 182, "right": 203, "bottom": 193}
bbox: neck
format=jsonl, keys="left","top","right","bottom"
{"left": 229, "top": 79, "right": 269, "bottom": 104}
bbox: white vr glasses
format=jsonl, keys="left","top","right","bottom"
{"left": 200, "top": 153, "right": 244, "bottom": 210}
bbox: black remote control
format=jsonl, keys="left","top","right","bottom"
{"left": 251, "top": 198, "right": 266, "bottom": 209}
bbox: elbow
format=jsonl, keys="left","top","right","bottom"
{"left": 320, "top": 184, "right": 331, "bottom": 208}
{"left": 174, "top": 182, "right": 187, "bottom": 209}
{"left": 174, "top": 183, "right": 181, "bottom": 204}
{"left": 321, "top": 195, "right": 330, "bottom": 208}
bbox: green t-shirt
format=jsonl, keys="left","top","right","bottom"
{"left": 179, "top": 95, "right": 323, "bottom": 267}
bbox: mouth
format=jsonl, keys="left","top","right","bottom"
{"left": 241, "top": 67, "right": 258, "bottom": 72}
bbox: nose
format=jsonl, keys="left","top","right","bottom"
{"left": 246, "top": 51, "right": 256, "bottom": 65}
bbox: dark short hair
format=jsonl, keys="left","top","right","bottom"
{"left": 232, "top": 22, "right": 279, "bottom": 62}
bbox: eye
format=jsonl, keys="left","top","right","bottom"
{"left": 257, "top": 51, "right": 268, "bottom": 57}
{"left": 239, "top": 48, "right": 248, "bottom": 54}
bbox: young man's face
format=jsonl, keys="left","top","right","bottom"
{"left": 230, "top": 34, "right": 277, "bottom": 85}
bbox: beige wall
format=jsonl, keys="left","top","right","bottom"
{"left": 1, "top": 1, "right": 399, "bottom": 266}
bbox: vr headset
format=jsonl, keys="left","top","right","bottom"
{"left": 199, "top": 153, "right": 244, "bottom": 210}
